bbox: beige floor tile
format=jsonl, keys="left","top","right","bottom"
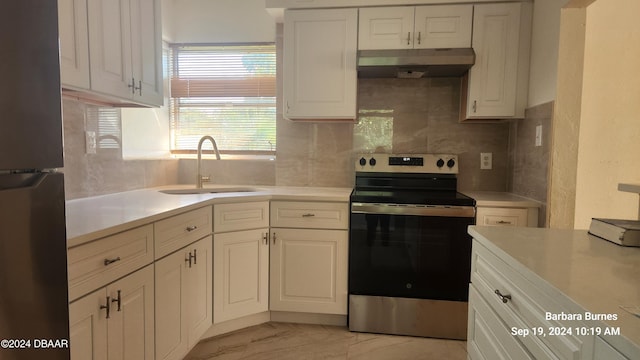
{"left": 184, "top": 322, "right": 467, "bottom": 360}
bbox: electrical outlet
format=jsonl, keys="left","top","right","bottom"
{"left": 535, "top": 125, "right": 542, "bottom": 147}
{"left": 85, "top": 131, "right": 97, "bottom": 154}
{"left": 480, "top": 152, "right": 492, "bottom": 170}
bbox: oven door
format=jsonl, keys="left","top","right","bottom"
{"left": 349, "top": 203, "right": 475, "bottom": 302}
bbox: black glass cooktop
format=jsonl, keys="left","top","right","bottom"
{"left": 350, "top": 189, "right": 475, "bottom": 207}
{"left": 351, "top": 172, "right": 475, "bottom": 206}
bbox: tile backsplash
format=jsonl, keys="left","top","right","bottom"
{"left": 61, "top": 99, "right": 179, "bottom": 200}
{"left": 62, "top": 83, "right": 550, "bottom": 202}
{"left": 355, "top": 77, "right": 511, "bottom": 192}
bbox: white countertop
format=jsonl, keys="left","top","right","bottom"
{"left": 462, "top": 191, "right": 541, "bottom": 208}
{"left": 469, "top": 226, "right": 640, "bottom": 357}
{"left": 66, "top": 185, "right": 352, "bottom": 247}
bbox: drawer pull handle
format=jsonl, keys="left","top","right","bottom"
{"left": 186, "top": 225, "right": 198, "bottom": 232}
{"left": 302, "top": 213, "right": 315, "bottom": 217}
{"left": 497, "top": 220, "right": 512, "bottom": 224}
{"left": 104, "top": 257, "right": 121, "bottom": 266}
{"left": 495, "top": 289, "right": 512, "bottom": 303}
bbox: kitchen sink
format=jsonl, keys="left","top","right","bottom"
{"left": 159, "top": 187, "right": 260, "bottom": 195}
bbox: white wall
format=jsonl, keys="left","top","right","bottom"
{"left": 572, "top": 0, "right": 640, "bottom": 228}
{"left": 170, "top": 0, "right": 276, "bottom": 43}
{"left": 527, "top": 0, "right": 570, "bottom": 107}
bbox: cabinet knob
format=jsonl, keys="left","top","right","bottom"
{"left": 417, "top": 32, "right": 421, "bottom": 45}
{"left": 473, "top": 100, "right": 477, "bottom": 113}
{"left": 186, "top": 225, "right": 198, "bottom": 232}
{"left": 494, "top": 289, "right": 512, "bottom": 303}
{"left": 407, "top": 32, "right": 411, "bottom": 45}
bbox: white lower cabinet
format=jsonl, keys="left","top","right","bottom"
{"left": 213, "top": 228, "right": 270, "bottom": 323}
{"left": 69, "top": 264, "right": 154, "bottom": 360}
{"left": 269, "top": 228, "right": 348, "bottom": 314}
{"left": 155, "top": 236, "right": 212, "bottom": 360}
{"left": 469, "top": 239, "right": 592, "bottom": 360}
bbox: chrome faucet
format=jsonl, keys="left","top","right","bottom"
{"left": 196, "top": 135, "right": 221, "bottom": 188}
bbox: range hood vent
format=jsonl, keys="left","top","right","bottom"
{"left": 357, "top": 48, "right": 475, "bottom": 78}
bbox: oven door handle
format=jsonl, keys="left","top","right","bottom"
{"left": 351, "top": 202, "right": 475, "bottom": 218}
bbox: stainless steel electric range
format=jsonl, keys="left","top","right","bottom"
{"left": 348, "top": 153, "right": 476, "bottom": 340}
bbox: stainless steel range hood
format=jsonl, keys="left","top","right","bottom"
{"left": 357, "top": 48, "right": 475, "bottom": 78}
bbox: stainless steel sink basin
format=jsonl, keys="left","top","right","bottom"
{"left": 159, "top": 187, "right": 259, "bottom": 195}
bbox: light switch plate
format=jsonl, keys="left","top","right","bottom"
{"left": 480, "top": 152, "right": 492, "bottom": 170}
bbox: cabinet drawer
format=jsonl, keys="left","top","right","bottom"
{"left": 476, "top": 207, "right": 528, "bottom": 227}
{"left": 154, "top": 206, "right": 212, "bottom": 259}
{"left": 471, "top": 241, "right": 583, "bottom": 360}
{"left": 68, "top": 224, "right": 154, "bottom": 301}
{"left": 468, "top": 284, "right": 535, "bottom": 360}
{"left": 270, "top": 201, "right": 349, "bottom": 229}
{"left": 214, "top": 201, "right": 269, "bottom": 233}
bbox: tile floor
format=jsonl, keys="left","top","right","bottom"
{"left": 184, "top": 322, "right": 468, "bottom": 360}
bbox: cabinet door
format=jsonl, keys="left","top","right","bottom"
{"left": 358, "top": 7, "right": 414, "bottom": 50}
{"left": 270, "top": 228, "right": 348, "bottom": 314}
{"left": 413, "top": 5, "right": 472, "bottom": 49}
{"left": 106, "top": 265, "right": 154, "bottom": 360}
{"left": 214, "top": 229, "right": 269, "bottom": 323}
{"left": 185, "top": 236, "right": 213, "bottom": 348}
{"left": 69, "top": 289, "right": 108, "bottom": 360}
{"left": 87, "top": 0, "right": 133, "bottom": 100}
{"left": 155, "top": 249, "right": 188, "bottom": 360}
{"left": 283, "top": 9, "right": 358, "bottom": 120}
{"left": 129, "top": 0, "right": 163, "bottom": 106}
{"left": 465, "top": 3, "right": 522, "bottom": 118}
{"left": 59, "top": 0, "right": 91, "bottom": 88}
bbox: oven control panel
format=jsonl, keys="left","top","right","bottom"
{"left": 355, "top": 153, "right": 459, "bottom": 174}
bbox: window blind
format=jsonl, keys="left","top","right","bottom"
{"left": 169, "top": 44, "right": 276, "bottom": 155}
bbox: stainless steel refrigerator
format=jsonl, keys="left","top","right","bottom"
{"left": 0, "top": 1, "right": 70, "bottom": 359}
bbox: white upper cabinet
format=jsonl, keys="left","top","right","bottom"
{"left": 129, "top": 0, "right": 163, "bottom": 105}
{"left": 414, "top": 5, "right": 472, "bottom": 49}
{"left": 461, "top": 2, "right": 532, "bottom": 120}
{"left": 283, "top": 8, "right": 358, "bottom": 121}
{"left": 358, "top": 5, "right": 472, "bottom": 50}
{"left": 58, "top": 0, "right": 91, "bottom": 89}
{"left": 61, "top": 0, "right": 163, "bottom": 106}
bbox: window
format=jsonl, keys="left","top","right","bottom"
{"left": 169, "top": 44, "right": 276, "bottom": 157}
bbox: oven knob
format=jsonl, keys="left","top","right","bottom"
{"left": 369, "top": 158, "right": 377, "bottom": 166}
{"left": 447, "top": 159, "right": 456, "bottom": 168}
{"left": 436, "top": 158, "right": 445, "bottom": 168}
{"left": 359, "top": 157, "right": 366, "bottom": 166}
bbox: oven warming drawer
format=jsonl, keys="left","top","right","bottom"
{"left": 351, "top": 202, "right": 475, "bottom": 218}
{"left": 349, "top": 295, "right": 468, "bottom": 340}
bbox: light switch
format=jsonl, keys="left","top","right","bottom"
{"left": 535, "top": 125, "right": 542, "bottom": 147}
{"left": 480, "top": 152, "right": 492, "bottom": 170}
